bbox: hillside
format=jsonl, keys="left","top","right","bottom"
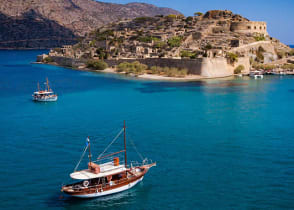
{"left": 43, "top": 10, "right": 294, "bottom": 78}
{"left": 0, "top": 0, "right": 181, "bottom": 49}
{"left": 51, "top": 10, "right": 290, "bottom": 62}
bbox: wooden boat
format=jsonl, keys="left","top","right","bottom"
{"left": 61, "top": 121, "right": 156, "bottom": 198}
{"left": 32, "top": 78, "right": 58, "bottom": 102}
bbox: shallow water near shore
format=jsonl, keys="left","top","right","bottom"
{"left": 1, "top": 50, "right": 294, "bottom": 209}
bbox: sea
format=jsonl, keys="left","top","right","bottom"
{"left": 1, "top": 50, "right": 294, "bottom": 210}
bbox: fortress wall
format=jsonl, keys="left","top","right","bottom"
{"left": 50, "top": 56, "right": 85, "bottom": 67}
{"left": 200, "top": 57, "right": 232, "bottom": 77}
{"left": 231, "top": 21, "right": 268, "bottom": 35}
{"left": 49, "top": 56, "right": 235, "bottom": 78}
{"left": 227, "top": 57, "right": 251, "bottom": 75}
{"left": 105, "top": 58, "right": 203, "bottom": 75}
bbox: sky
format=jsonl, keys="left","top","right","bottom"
{"left": 99, "top": 0, "right": 294, "bottom": 44}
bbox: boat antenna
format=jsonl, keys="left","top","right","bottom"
{"left": 87, "top": 137, "right": 92, "bottom": 164}
{"left": 124, "top": 121, "right": 127, "bottom": 168}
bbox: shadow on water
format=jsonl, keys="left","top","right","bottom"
{"left": 3, "top": 64, "right": 33, "bottom": 68}
{"left": 135, "top": 80, "right": 248, "bottom": 94}
{"left": 47, "top": 183, "right": 150, "bottom": 209}
{"left": 135, "top": 81, "right": 206, "bottom": 93}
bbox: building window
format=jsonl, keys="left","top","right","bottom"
{"left": 247, "top": 26, "right": 251, "bottom": 29}
{"left": 254, "top": 26, "right": 257, "bottom": 29}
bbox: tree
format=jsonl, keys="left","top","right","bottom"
{"left": 116, "top": 61, "right": 147, "bottom": 75}
{"left": 203, "top": 43, "right": 213, "bottom": 50}
{"left": 43, "top": 57, "right": 53, "bottom": 63}
{"left": 234, "top": 65, "right": 245, "bottom": 74}
{"left": 194, "top": 12, "right": 203, "bottom": 16}
{"left": 86, "top": 60, "right": 108, "bottom": 70}
{"left": 226, "top": 52, "right": 238, "bottom": 64}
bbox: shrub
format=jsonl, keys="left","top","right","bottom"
{"left": 180, "top": 50, "right": 192, "bottom": 58}
{"left": 178, "top": 68, "right": 188, "bottom": 77}
{"left": 288, "top": 49, "right": 294, "bottom": 56}
{"left": 203, "top": 43, "right": 213, "bottom": 50}
{"left": 43, "top": 57, "right": 53, "bottom": 63}
{"left": 180, "top": 50, "right": 198, "bottom": 59}
{"left": 281, "top": 64, "right": 294, "bottom": 70}
{"left": 194, "top": 12, "right": 203, "bottom": 16}
{"left": 256, "top": 51, "right": 264, "bottom": 62}
{"left": 134, "top": 17, "right": 155, "bottom": 23}
{"left": 254, "top": 35, "right": 266, "bottom": 41}
{"left": 117, "top": 61, "right": 147, "bottom": 75}
{"left": 167, "top": 36, "right": 183, "bottom": 48}
{"left": 165, "top": 14, "right": 178, "bottom": 19}
{"left": 96, "top": 48, "right": 108, "bottom": 59}
{"left": 86, "top": 60, "right": 108, "bottom": 70}
{"left": 138, "top": 36, "right": 160, "bottom": 43}
{"left": 154, "top": 41, "right": 167, "bottom": 48}
{"left": 277, "top": 50, "right": 286, "bottom": 59}
{"left": 234, "top": 65, "right": 245, "bottom": 74}
{"left": 258, "top": 46, "right": 265, "bottom": 53}
{"left": 226, "top": 52, "right": 238, "bottom": 64}
{"left": 150, "top": 66, "right": 188, "bottom": 77}
{"left": 95, "top": 30, "right": 114, "bottom": 41}
{"left": 150, "top": 66, "right": 163, "bottom": 74}
{"left": 252, "top": 63, "right": 276, "bottom": 70}
{"left": 186, "top": 16, "right": 193, "bottom": 22}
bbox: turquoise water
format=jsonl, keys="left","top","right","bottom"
{"left": 1, "top": 50, "right": 294, "bottom": 209}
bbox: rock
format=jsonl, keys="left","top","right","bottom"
{"left": 0, "top": 0, "right": 181, "bottom": 49}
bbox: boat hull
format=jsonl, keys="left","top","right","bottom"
{"left": 62, "top": 163, "right": 156, "bottom": 199}
{"left": 73, "top": 176, "right": 144, "bottom": 198}
{"left": 32, "top": 96, "right": 58, "bottom": 102}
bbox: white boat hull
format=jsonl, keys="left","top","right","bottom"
{"left": 72, "top": 176, "right": 144, "bottom": 198}
{"left": 32, "top": 96, "right": 58, "bottom": 102}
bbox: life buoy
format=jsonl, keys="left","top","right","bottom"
{"left": 83, "top": 180, "right": 89, "bottom": 187}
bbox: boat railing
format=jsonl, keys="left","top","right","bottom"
{"left": 71, "top": 177, "right": 131, "bottom": 192}
{"left": 130, "top": 159, "right": 154, "bottom": 167}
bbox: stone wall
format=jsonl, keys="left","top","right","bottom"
{"left": 231, "top": 21, "right": 268, "bottom": 35}
{"left": 227, "top": 56, "right": 251, "bottom": 75}
{"left": 105, "top": 58, "right": 203, "bottom": 75}
{"left": 200, "top": 57, "right": 232, "bottom": 77}
{"left": 48, "top": 56, "right": 237, "bottom": 78}
{"left": 50, "top": 56, "right": 85, "bottom": 67}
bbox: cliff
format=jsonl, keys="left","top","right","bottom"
{"left": 0, "top": 0, "right": 181, "bottom": 49}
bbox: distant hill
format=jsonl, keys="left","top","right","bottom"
{"left": 0, "top": 0, "right": 181, "bottom": 49}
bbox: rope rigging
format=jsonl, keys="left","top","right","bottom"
{"left": 73, "top": 143, "right": 89, "bottom": 172}
{"left": 73, "top": 127, "right": 146, "bottom": 172}
{"left": 128, "top": 134, "right": 145, "bottom": 162}
{"left": 97, "top": 128, "right": 124, "bottom": 160}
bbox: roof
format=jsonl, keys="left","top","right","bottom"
{"left": 70, "top": 162, "right": 126, "bottom": 180}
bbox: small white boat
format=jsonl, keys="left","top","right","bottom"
{"left": 250, "top": 70, "right": 264, "bottom": 79}
{"left": 61, "top": 121, "right": 156, "bottom": 198}
{"left": 32, "top": 78, "right": 58, "bottom": 102}
{"left": 254, "top": 74, "right": 263, "bottom": 79}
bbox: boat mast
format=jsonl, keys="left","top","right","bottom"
{"left": 46, "top": 78, "right": 50, "bottom": 92}
{"left": 37, "top": 82, "right": 40, "bottom": 91}
{"left": 88, "top": 137, "right": 92, "bottom": 164}
{"left": 124, "top": 121, "right": 127, "bottom": 168}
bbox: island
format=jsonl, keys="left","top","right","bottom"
{"left": 37, "top": 10, "right": 294, "bottom": 80}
